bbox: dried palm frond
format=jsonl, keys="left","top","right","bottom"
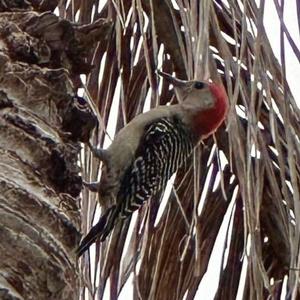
{"left": 56, "top": 0, "right": 300, "bottom": 299}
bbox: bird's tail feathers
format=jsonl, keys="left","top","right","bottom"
{"left": 76, "top": 205, "right": 118, "bottom": 257}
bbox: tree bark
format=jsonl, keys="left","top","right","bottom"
{"left": 0, "top": 2, "right": 109, "bottom": 299}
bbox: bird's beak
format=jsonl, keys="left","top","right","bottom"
{"left": 157, "top": 71, "right": 187, "bottom": 88}
{"left": 158, "top": 71, "right": 189, "bottom": 102}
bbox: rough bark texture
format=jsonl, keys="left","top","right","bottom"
{"left": 0, "top": 2, "right": 110, "bottom": 299}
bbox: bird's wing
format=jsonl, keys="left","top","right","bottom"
{"left": 117, "top": 116, "right": 193, "bottom": 217}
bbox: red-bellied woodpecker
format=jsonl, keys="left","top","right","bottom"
{"left": 76, "top": 71, "right": 228, "bottom": 257}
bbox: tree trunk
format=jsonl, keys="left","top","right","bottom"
{"left": 0, "top": 2, "right": 108, "bottom": 299}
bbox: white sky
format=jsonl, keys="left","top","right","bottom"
{"left": 263, "top": 0, "right": 300, "bottom": 102}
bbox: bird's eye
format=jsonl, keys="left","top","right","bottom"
{"left": 194, "top": 81, "right": 204, "bottom": 89}
{"left": 74, "top": 96, "right": 87, "bottom": 106}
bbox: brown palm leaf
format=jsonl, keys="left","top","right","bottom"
{"left": 55, "top": 0, "right": 299, "bottom": 299}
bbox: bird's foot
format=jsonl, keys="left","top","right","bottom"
{"left": 83, "top": 180, "right": 101, "bottom": 192}
{"left": 87, "top": 141, "right": 109, "bottom": 163}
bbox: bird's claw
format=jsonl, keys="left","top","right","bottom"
{"left": 87, "top": 141, "right": 109, "bottom": 163}
{"left": 83, "top": 180, "right": 101, "bottom": 192}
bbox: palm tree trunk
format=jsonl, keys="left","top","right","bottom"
{"left": 0, "top": 3, "right": 109, "bottom": 299}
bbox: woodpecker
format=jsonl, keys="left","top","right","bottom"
{"left": 76, "top": 71, "right": 228, "bottom": 257}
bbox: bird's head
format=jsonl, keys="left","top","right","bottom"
{"left": 158, "top": 71, "right": 228, "bottom": 139}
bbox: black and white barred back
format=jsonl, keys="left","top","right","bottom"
{"left": 118, "top": 116, "right": 193, "bottom": 217}
{"left": 76, "top": 116, "right": 194, "bottom": 256}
